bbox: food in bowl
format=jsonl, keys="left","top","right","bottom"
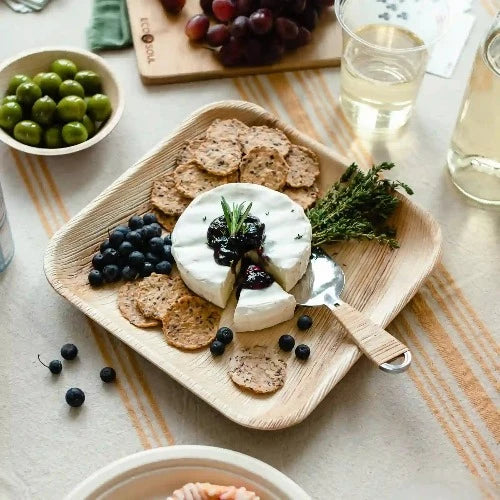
{"left": 167, "top": 482, "right": 259, "bottom": 500}
{"left": 0, "top": 58, "right": 112, "bottom": 148}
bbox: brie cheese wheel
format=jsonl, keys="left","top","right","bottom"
{"left": 172, "top": 183, "right": 312, "bottom": 312}
{"left": 233, "top": 282, "right": 296, "bottom": 332}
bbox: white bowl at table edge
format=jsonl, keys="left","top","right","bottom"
{"left": 0, "top": 46, "right": 124, "bottom": 156}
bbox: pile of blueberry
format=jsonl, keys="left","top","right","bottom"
{"left": 278, "top": 314, "right": 312, "bottom": 360}
{"left": 88, "top": 213, "right": 173, "bottom": 287}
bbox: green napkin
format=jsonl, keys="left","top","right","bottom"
{"left": 86, "top": 0, "right": 133, "bottom": 51}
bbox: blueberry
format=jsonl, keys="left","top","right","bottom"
{"left": 155, "top": 261, "right": 172, "bottom": 275}
{"left": 128, "top": 215, "right": 144, "bottom": 230}
{"left": 118, "top": 241, "right": 134, "bottom": 257}
{"left": 100, "top": 238, "right": 111, "bottom": 253}
{"left": 61, "top": 343, "right": 78, "bottom": 360}
{"left": 216, "top": 327, "right": 233, "bottom": 345}
{"left": 150, "top": 223, "right": 162, "bottom": 237}
{"left": 38, "top": 354, "right": 62, "bottom": 374}
{"left": 164, "top": 234, "right": 172, "bottom": 245}
{"left": 92, "top": 253, "right": 105, "bottom": 270}
{"left": 126, "top": 230, "right": 142, "bottom": 248}
{"left": 128, "top": 251, "right": 145, "bottom": 269}
{"left": 102, "top": 248, "right": 118, "bottom": 265}
{"left": 88, "top": 269, "right": 104, "bottom": 287}
{"left": 142, "top": 225, "right": 157, "bottom": 240}
{"left": 114, "top": 225, "right": 130, "bottom": 234}
{"left": 121, "top": 265, "right": 138, "bottom": 281}
{"left": 65, "top": 387, "right": 85, "bottom": 407}
{"left": 145, "top": 252, "right": 160, "bottom": 266}
{"left": 142, "top": 213, "right": 157, "bottom": 225}
{"left": 139, "top": 262, "right": 154, "bottom": 278}
{"left": 100, "top": 366, "right": 116, "bottom": 383}
{"left": 278, "top": 334, "right": 295, "bottom": 352}
{"left": 109, "top": 230, "right": 125, "bottom": 248}
{"left": 148, "top": 237, "right": 164, "bottom": 255}
{"left": 102, "top": 264, "right": 121, "bottom": 282}
{"left": 297, "top": 315, "right": 313, "bottom": 330}
{"left": 210, "top": 340, "right": 225, "bottom": 356}
{"left": 295, "top": 344, "right": 310, "bottom": 360}
{"left": 163, "top": 245, "right": 174, "bottom": 263}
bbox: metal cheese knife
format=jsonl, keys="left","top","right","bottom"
{"left": 293, "top": 247, "right": 411, "bottom": 373}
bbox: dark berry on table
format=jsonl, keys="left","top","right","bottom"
{"left": 297, "top": 315, "right": 313, "bottom": 330}
{"left": 118, "top": 241, "right": 134, "bottom": 257}
{"left": 128, "top": 251, "right": 145, "bottom": 269}
{"left": 279, "top": 334, "right": 295, "bottom": 352}
{"left": 100, "top": 366, "right": 116, "bottom": 383}
{"left": 231, "top": 16, "right": 250, "bottom": 38}
{"left": 155, "top": 261, "right": 172, "bottom": 275}
{"left": 65, "top": 387, "right": 85, "bottom": 407}
{"left": 102, "top": 264, "right": 121, "bottom": 282}
{"left": 142, "top": 224, "right": 157, "bottom": 241}
{"left": 37, "top": 354, "right": 62, "bottom": 374}
{"left": 200, "top": 0, "right": 213, "bottom": 15}
{"left": 139, "top": 261, "right": 155, "bottom": 278}
{"left": 114, "top": 225, "right": 130, "bottom": 234}
{"left": 128, "top": 215, "right": 144, "bottom": 230}
{"left": 92, "top": 252, "right": 105, "bottom": 270}
{"left": 88, "top": 269, "right": 104, "bottom": 287}
{"left": 210, "top": 340, "right": 225, "bottom": 356}
{"left": 109, "top": 229, "right": 126, "bottom": 248}
{"left": 121, "top": 265, "right": 138, "bottom": 281}
{"left": 295, "top": 344, "right": 310, "bottom": 360}
{"left": 216, "top": 327, "right": 233, "bottom": 345}
{"left": 102, "top": 247, "right": 118, "bottom": 265}
{"left": 163, "top": 234, "right": 172, "bottom": 245}
{"left": 100, "top": 238, "right": 111, "bottom": 253}
{"left": 185, "top": 14, "right": 210, "bottom": 42}
{"left": 150, "top": 223, "right": 162, "bottom": 237}
{"left": 142, "top": 213, "right": 157, "bottom": 225}
{"left": 148, "top": 237, "right": 165, "bottom": 255}
{"left": 206, "top": 24, "right": 231, "bottom": 47}
{"left": 212, "top": 0, "right": 236, "bottom": 22}
{"left": 163, "top": 245, "right": 174, "bottom": 263}
{"left": 126, "top": 230, "right": 143, "bottom": 248}
{"left": 61, "top": 343, "right": 78, "bottom": 360}
{"left": 249, "top": 8, "right": 273, "bottom": 35}
{"left": 145, "top": 251, "right": 160, "bottom": 266}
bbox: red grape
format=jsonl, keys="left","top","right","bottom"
{"left": 249, "top": 8, "right": 273, "bottom": 35}
{"left": 200, "top": 0, "right": 213, "bottom": 15}
{"left": 230, "top": 16, "right": 250, "bottom": 38}
{"left": 296, "top": 26, "right": 312, "bottom": 46}
{"left": 185, "top": 14, "right": 210, "bottom": 41}
{"left": 235, "top": 0, "right": 257, "bottom": 16}
{"left": 298, "top": 6, "right": 319, "bottom": 31}
{"left": 212, "top": 0, "right": 236, "bottom": 22}
{"left": 160, "top": 0, "right": 185, "bottom": 15}
{"left": 244, "top": 38, "right": 265, "bottom": 65}
{"left": 207, "top": 24, "right": 231, "bottom": 46}
{"left": 219, "top": 38, "right": 245, "bottom": 66}
{"left": 275, "top": 17, "right": 299, "bottom": 41}
{"left": 290, "top": 0, "right": 307, "bottom": 14}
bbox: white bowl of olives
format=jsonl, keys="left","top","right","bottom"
{"left": 0, "top": 46, "right": 124, "bottom": 156}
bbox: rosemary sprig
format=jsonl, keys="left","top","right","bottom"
{"left": 221, "top": 197, "right": 253, "bottom": 236}
{"left": 307, "top": 162, "right": 413, "bottom": 248}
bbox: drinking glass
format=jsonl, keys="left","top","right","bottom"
{"left": 335, "top": 0, "right": 449, "bottom": 133}
{"left": 447, "top": 13, "right": 500, "bottom": 206}
{"left": 0, "top": 181, "right": 14, "bottom": 272}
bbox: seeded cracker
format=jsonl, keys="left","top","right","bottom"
{"left": 206, "top": 118, "right": 249, "bottom": 142}
{"left": 285, "top": 144, "right": 320, "bottom": 187}
{"left": 239, "top": 146, "right": 288, "bottom": 191}
{"left": 174, "top": 161, "right": 237, "bottom": 199}
{"left": 239, "top": 125, "right": 291, "bottom": 156}
{"left": 229, "top": 346, "right": 287, "bottom": 393}
{"left": 194, "top": 137, "right": 241, "bottom": 176}
{"left": 136, "top": 272, "right": 192, "bottom": 320}
{"left": 283, "top": 183, "right": 319, "bottom": 209}
{"left": 151, "top": 174, "right": 191, "bottom": 216}
{"left": 175, "top": 137, "right": 205, "bottom": 167}
{"left": 162, "top": 296, "right": 221, "bottom": 350}
{"left": 151, "top": 208, "right": 177, "bottom": 232}
{"left": 118, "top": 282, "right": 160, "bottom": 328}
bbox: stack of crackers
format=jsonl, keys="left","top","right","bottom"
{"left": 150, "top": 119, "right": 320, "bottom": 231}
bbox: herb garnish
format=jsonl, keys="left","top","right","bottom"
{"left": 295, "top": 233, "right": 303, "bottom": 240}
{"left": 221, "top": 197, "right": 252, "bottom": 236}
{"left": 307, "top": 162, "right": 413, "bottom": 248}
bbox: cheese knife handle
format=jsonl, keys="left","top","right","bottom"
{"left": 324, "top": 294, "right": 411, "bottom": 373}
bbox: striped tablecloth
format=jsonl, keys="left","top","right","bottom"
{"left": 0, "top": 1, "right": 498, "bottom": 498}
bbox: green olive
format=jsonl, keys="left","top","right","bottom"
{"left": 32, "top": 72, "right": 46, "bottom": 86}
{"left": 50, "top": 59, "right": 78, "bottom": 80}
{"left": 13, "top": 120, "right": 42, "bottom": 146}
{"left": 86, "top": 93, "right": 111, "bottom": 122}
{"left": 0, "top": 102, "right": 23, "bottom": 130}
{"left": 82, "top": 114, "right": 95, "bottom": 137}
{"left": 31, "top": 95, "right": 57, "bottom": 126}
{"left": 7, "top": 74, "right": 31, "bottom": 95}
{"left": 44, "top": 124, "right": 63, "bottom": 148}
{"left": 59, "top": 79, "right": 85, "bottom": 99}
{"left": 56, "top": 95, "right": 86, "bottom": 122}
{"left": 2, "top": 95, "right": 18, "bottom": 105}
{"left": 38, "top": 72, "right": 62, "bottom": 98}
{"left": 62, "top": 121, "right": 88, "bottom": 145}
{"left": 74, "top": 70, "right": 102, "bottom": 95}
{"left": 16, "top": 81, "right": 42, "bottom": 108}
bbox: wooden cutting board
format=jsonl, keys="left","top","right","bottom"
{"left": 126, "top": 0, "right": 343, "bottom": 84}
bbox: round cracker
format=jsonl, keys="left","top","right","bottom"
{"left": 194, "top": 138, "right": 241, "bottom": 176}
{"left": 239, "top": 125, "right": 291, "bottom": 156}
{"left": 151, "top": 175, "right": 191, "bottom": 216}
{"left": 162, "top": 295, "right": 221, "bottom": 350}
{"left": 151, "top": 208, "right": 177, "bottom": 232}
{"left": 174, "top": 161, "right": 236, "bottom": 199}
{"left": 118, "top": 282, "right": 160, "bottom": 328}
{"left": 229, "top": 346, "right": 287, "bottom": 394}
{"left": 283, "top": 183, "right": 319, "bottom": 209}
{"left": 176, "top": 137, "right": 205, "bottom": 167}
{"left": 136, "top": 272, "right": 192, "bottom": 321}
{"left": 239, "top": 146, "right": 289, "bottom": 191}
{"left": 285, "top": 144, "right": 320, "bottom": 187}
{"left": 206, "top": 118, "right": 249, "bottom": 142}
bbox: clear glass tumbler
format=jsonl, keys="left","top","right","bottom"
{"left": 447, "top": 13, "right": 500, "bottom": 206}
{"left": 0, "top": 182, "right": 14, "bottom": 272}
{"left": 335, "top": 0, "right": 449, "bottom": 133}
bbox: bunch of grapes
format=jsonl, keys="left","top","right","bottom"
{"left": 183, "top": 0, "right": 335, "bottom": 67}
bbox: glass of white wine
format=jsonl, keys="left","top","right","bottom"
{"left": 447, "top": 13, "right": 500, "bottom": 206}
{"left": 335, "top": 0, "right": 449, "bottom": 134}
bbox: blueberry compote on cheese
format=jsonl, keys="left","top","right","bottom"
{"left": 236, "top": 259, "right": 274, "bottom": 298}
